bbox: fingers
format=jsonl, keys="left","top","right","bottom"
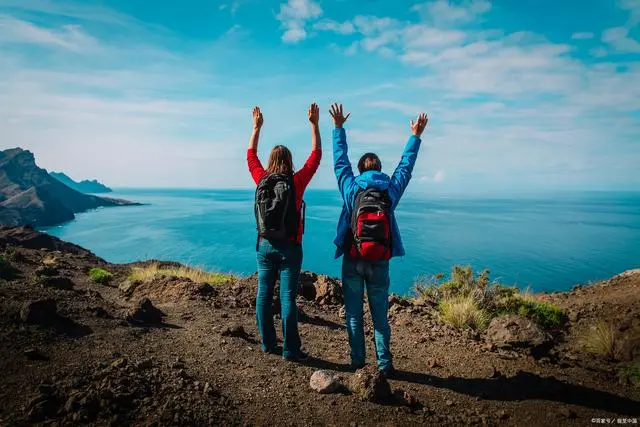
{"left": 344, "top": 112, "right": 350, "bottom": 121}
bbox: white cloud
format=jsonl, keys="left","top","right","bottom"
{"left": 0, "top": 15, "right": 98, "bottom": 52}
{"left": 602, "top": 26, "right": 640, "bottom": 53}
{"left": 276, "top": 0, "right": 322, "bottom": 43}
{"left": 571, "top": 32, "right": 594, "bottom": 40}
{"left": 313, "top": 19, "right": 355, "bottom": 35}
{"left": 412, "top": 0, "right": 491, "bottom": 25}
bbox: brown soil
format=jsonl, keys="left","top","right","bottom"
{"left": 0, "top": 226, "right": 638, "bottom": 426}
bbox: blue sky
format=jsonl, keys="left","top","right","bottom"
{"left": 1, "top": 0, "right": 639, "bottom": 192}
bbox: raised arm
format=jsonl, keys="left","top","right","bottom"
{"left": 294, "top": 103, "right": 323, "bottom": 190}
{"left": 390, "top": 112, "right": 428, "bottom": 199}
{"left": 330, "top": 103, "right": 355, "bottom": 199}
{"left": 247, "top": 106, "right": 266, "bottom": 184}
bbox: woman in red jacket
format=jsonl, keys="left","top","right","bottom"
{"left": 247, "top": 103, "right": 321, "bottom": 361}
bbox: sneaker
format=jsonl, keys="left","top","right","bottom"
{"left": 283, "top": 350, "right": 309, "bottom": 362}
{"left": 379, "top": 366, "right": 396, "bottom": 379}
{"left": 350, "top": 362, "right": 366, "bottom": 371}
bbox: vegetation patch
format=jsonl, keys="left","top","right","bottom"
{"left": 128, "top": 262, "right": 234, "bottom": 286}
{"left": 580, "top": 320, "right": 616, "bottom": 359}
{"left": 619, "top": 364, "right": 640, "bottom": 388}
{"left": 413, "top": 265, "right": 565, "bottom": 331}
{"left": 89, "top": 268, "right": 114, "bottom": 285}
{"left": 438, "top": 295, "right": 489, "bottom": 331}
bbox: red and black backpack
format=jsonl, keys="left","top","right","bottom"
{"left": 349, "top": 188, "right": 392, "bottom": 261}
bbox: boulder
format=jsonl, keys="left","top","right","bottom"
{"left": 118, "top": 281, "right": 139, "bottom": 296}
{"left": 348, "top": 365, "right": 392, "bottom": 402}
{"left": 486, "top": 315, "right": 548, "bottom": 349}
{"left": 314, "top": 275, "right": 343, "bottom": 305}
{"left": 298, "top": 271, "right": 318, "bottom": 300}
{"left": 309, "top": 370, "right": 341, "bottom": 394}
{"left": 21, "top": 299, "right": 59, "bottom": 325}
{"left": 126, "top": 298, "right": 165, "bottom": 325}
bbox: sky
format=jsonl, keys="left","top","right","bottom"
{"left": 0, "top": 0, "right": 639, "bottom": 193}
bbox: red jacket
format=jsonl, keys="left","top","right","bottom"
{"left": 247, "top": 148, "right": 322, "bottom": 244}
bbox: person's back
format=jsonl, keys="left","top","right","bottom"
{"left": 247, "top": 104, "right": 322, "bottom": 361}
{"left": 330, "top": 103, "right": 428, "bottom": 374}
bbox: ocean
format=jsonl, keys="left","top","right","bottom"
{"left": 41, "top": 189, "right": 640, "bottom": 295}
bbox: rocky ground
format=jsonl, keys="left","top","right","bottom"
{"left": 0, "top": 226, "right": 638, "bottom": 426}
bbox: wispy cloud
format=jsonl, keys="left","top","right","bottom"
{"left": 276, "top": 0, "right": 322, "bottom": 43}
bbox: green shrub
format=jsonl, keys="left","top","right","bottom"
{"left": 89, "top": 268, "right": 113, "bottom": 284}
{"left": 496, "top": 296, "right": 566, "bottom": 329}
{"left": 413, "top": 264, "right": 566, "bottom": 331}
{"left": 619, "top": 364, "right": 640, "bottom": 387}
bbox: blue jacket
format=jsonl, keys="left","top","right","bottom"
{"left": 332, "top": 127, "right": 422, "bottom": 259}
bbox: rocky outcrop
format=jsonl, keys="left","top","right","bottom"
{"left": 486, "top": 315, "right": 549, "bottom": 349}
{"left": 0, "top": 148, "right": 138, "bottom": 227}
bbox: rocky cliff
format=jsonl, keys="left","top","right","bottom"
{"left": 50, "top": 172, "right": 112, "bottom": 194}
{"left": 0, "top": 148, "right": 137, "bottom": 227}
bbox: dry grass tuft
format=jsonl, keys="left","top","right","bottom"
{"left": 129, "top": 262, "right": 234, "bottom": 285}
{"left": 42, "top": 254, "right": 57, "bottom": 265}
{"left": 438, "top": 295, "right": 489, "bottom": 331}
{"left": 581, "top": 320, "right": 616, "bottom": 359}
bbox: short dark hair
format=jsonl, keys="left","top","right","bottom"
{"left": 357, "top": 153, "right": 382, "bottom": 174}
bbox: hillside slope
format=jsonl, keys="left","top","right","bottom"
{"left": 0, "top": 148, "right": 136, "bottom": 227}
{"left": 0, "top": 227, "right": 638, "bottom": 426}
{"left": 50, "top": 172, "right": 112, "bottom": 194}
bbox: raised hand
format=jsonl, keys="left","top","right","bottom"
{"left": 253, "top": 106, "right": 264, "bottom": 130}
{"left": 410, "top": 112, "right": 428, "bottom": 137}
{"left": 308, "top": 102, "right": 320, "bottom": 126}
{"left": 329, "top": 103, "right": 350, "bottom": 128}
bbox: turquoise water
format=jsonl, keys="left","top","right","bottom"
{"left": 42, "top": 189, "right": 640, "bottom": 295}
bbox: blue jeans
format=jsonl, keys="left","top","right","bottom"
{"left": 256, "top": 239, "right": 303, "bottom": 358}
{"left": 342, "top": 255, "right": 392, "bottom": 370}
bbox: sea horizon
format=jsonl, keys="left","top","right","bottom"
{"left": 41, "top": 188, "right": 640, "bottom": 297}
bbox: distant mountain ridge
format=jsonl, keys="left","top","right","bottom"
{"left": 50, "top": 172, "right": 112, "bottom": 194}
{"left": 0, "top": 148, "right": 138, "bottom": 227}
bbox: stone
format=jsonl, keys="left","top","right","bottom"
{"left": 20, "top": 299, "right": 58, "bottom": 325}
{"left": 427, "top": 359, "right": 439, "bottom": 369}
{"left": 220, "top": 324, "right": 246, "bottom": 338}
{"left": 314, "top": 275, "right": 343, "bottom": 305}
{"left": 348, "top": 365, "right": 391, "bottom": 402}
{"left": 486, "top": 315, "right": 548, "bottom": 349}
{"left": 558, "top": 406, "right": 577, "bottom": 419}
{"left": 126, "top": 298, "right": 165, "bottom": 325}
{"left": 298, "top": 271, "right": 318, "bottom": 300}
{"left": 118, "top": 281, "right": 138, "bottom": 296}
{"left": 309, "top": 370, "right": 341, "bottom": 394}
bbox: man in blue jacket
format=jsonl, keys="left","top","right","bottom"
{"left": 329, "top": 103, "right": 428, "bottom": 375}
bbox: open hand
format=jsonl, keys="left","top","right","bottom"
{"left": 308, "top": 102, "right": 319, "bottom": 126}
{"left": 410, "top": 112, "right": 428, "bottom": 137}
{"left": 253, "top": 106, "right": 264, "bottom": 130}
{"left": 329, "top": 103, "right": 350, "bottom": 128}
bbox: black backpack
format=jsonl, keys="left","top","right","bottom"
{"left": 349, "top": 188, "right": 392, "bottom": 261}
{"left": 254, "top": 173, "right": 299, "bottom": 242}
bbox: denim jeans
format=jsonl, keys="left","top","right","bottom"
{"left": 256, "top": 238, "right": 303, "bottom": 358}
{"left": 342, "top": 255, "right": 392, "bottom": 370}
